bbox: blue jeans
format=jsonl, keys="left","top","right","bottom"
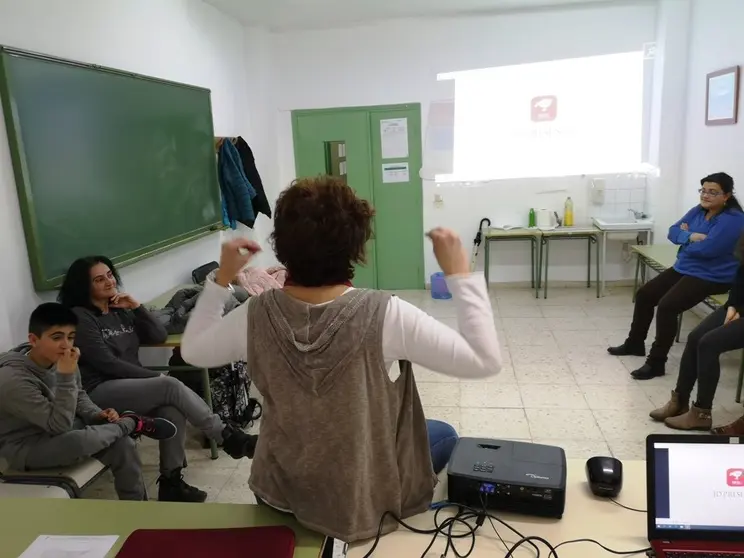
{"left": 427, "top": 419, "right": 458, "bottom": 474}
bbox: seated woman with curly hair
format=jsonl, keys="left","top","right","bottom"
{"left": 181, "top": 176, "right": 502, "bottom": 543}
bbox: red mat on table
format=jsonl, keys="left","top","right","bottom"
{"left": 116, "top": 525, "right": 295, "bottom": 557}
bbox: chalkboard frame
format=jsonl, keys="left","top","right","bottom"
{"left": 0, "top": 46, "right": 223, "bottom": 291}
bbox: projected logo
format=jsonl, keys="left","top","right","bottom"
{"left": 728, "top": 468, "right": 744, "bottom": 487}
{"left": 531, "top": 95, "right": 558, "bottom": 122}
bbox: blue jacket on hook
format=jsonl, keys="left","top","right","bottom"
{"left": 218, "top": 140, "right": 256, "bottom": 229}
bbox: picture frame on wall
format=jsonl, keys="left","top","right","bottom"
{"left": 705, "top": 66, "right": 740, "bottom": 126}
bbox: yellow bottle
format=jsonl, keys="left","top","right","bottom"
{"left": 564, "top": 197, "right": 574, "bottom": 227}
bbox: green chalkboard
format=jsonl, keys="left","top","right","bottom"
{"left": 0, "top": 47, "right": 222, "bottom": 290}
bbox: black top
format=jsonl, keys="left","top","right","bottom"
{"left": 72, "top": 306, "right": 167, "bottom": 392}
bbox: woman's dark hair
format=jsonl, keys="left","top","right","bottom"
{"left": 271, "top": 176, "right": 375, "bottom": 287}
{"left": 58, "top": 255, "right": 121, "bottom": 308}
{"left": 701, "top": 172, "right": 742, "bottom": 212}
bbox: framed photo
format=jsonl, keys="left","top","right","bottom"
{"left": 705, "top": 66, "right": 740, "bottom": 126}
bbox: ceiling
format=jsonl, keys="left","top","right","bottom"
{"left": 204, "top": 0, "right": 623, "bottom": 31}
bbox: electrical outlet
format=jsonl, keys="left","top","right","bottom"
{"left": 434, "top": 193, "right": 444, "bottom": 208}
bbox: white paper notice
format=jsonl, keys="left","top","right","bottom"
{"left": 382, "top": 162, "right": 410, "bottom": 183}
{"left": 19, "top": 535, "right": 119, "bottom": 558}
{"left": 380, "top": 118, "right": 409, "bottom": 159}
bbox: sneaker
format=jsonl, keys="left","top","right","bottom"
{"left": 120, "top": 412, "right": 177, "bottom": 441}
{"left": 157, "top": 469, "right": 207, "bottom": 503}
{"left": 649, "top": 390, "right": 689, "bottom": 422}
{"left": 711, "top": 414, "right": 744, "bottom": 436}
{"left": 222, "top": 425, "right": 258, "bottom": 459}
{"left": 664, "top": 404, "right": 712, "bottom": 431}
{"left": 607, "top": 341, "right": 645, "bottom": 357}
{"left": 630, "top": 360, "right": 665, "bottom": 380}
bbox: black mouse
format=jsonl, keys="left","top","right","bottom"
{"left": 586, "top": 456, "right": 623, "bottom": 498}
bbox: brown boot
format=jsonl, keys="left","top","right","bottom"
{"left": 664, "top": 404, "right": 712, "bottom": 431}
{"left": 649, "top": 391, "right": 689, "bottom": 422}
{"left": 711, "top": 414, "right": 744, "bottom": 435}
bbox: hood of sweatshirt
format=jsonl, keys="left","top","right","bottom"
{"left": 0, "top": 343, "right": 54, "bottom": 381}
{"left": 257, "top": 288, "right": 385, "bottom": 396}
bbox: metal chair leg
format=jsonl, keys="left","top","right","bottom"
{"left": 676, "top": 314, "right": 683, "bottom": 343}
{"left": 202, "top": 367, "right": 219, "bottom": 460}
{"left": 586, "top": 237, "right": 591, "bottom": 288}
{"left": 543, "top": 239, "right": 550, "bottom": 299}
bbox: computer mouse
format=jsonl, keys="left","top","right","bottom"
{"left": 586, "top": 456, "right": 623, "bottom": 498}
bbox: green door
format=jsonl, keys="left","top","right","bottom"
{"left": 292, "top": 105, "right": 424, "bottom": 290}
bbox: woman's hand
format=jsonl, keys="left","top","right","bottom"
{"left": 215, "top": 238, "right": 262, "bottom": 287}
{"left": 427, "top": 228, "right": 469, "bottom": 276}
{"left": 689, "top": 233, "right": 707, "bottom": 243}
{"left": 110, "top": 293, "right": 140, "bottom": 309}
{"left": 680, "top": 223, "right": 689, "bottom": 231}
{"left": 725, "top": 306, "right": 740, "bottom": 325}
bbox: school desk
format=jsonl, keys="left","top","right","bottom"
{"left": 0, "top": 499, "right": 326, "bottom": 558}
{"left": 349, "top": 459, "right": 649, "bottom": 557}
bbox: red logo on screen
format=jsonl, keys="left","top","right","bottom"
{"left": 531, "top": 95, "right": 557, "bottom": 122}
{"left": 728, "top": 469, "right": 744, "bottom": 486}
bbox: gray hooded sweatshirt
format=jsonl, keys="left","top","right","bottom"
{"left": 0, "top": 343, "right": 102, "bottom": 469}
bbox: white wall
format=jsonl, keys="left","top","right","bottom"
{"left": 682, "top": 0, "right": 744, "bottom": 210}
{"left": 270, "top": 2, "right": 659, "bottom": 283}
{"left": 0, "top": 0, "right": 269, "bottom": 347}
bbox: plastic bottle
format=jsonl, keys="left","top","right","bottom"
{"left": 528, "top": 208, "right": 536, "bottom": 228}
{"left": 564, "top": 197, "right": 574, "bottom": 227}
{"left": 430, "top": 272, "right": 452, "bottom": 300}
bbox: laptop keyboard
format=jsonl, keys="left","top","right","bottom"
{"left": 666, "top": 553, "right": 744, "bottom": 558}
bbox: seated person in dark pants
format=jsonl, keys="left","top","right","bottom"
{"left": 651, "top": 253, "right": 744, "bottom": 431}
{"left": 608, "top": 172, "right": 744, "bottom": 380}
{"left": 0, "top": 303, "right": 175, "bottom": 500}
{"left": 58, "top": 256, "right": 258, "bottom": 503}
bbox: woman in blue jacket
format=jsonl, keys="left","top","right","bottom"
{"left": 608, "top": 172, "right": 744, "bottom": 380}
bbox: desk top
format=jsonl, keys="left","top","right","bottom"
{"left": 0, "top": 500, "right": 325, "bottom": 558}
{"left": 631, "top": 244, "right": 678, "bottom": 268}
{"left": 143, "top": 284, "right": 194, "bottom": 347}
{"left": 485, "top": 228, "right": 541, "bottom": 238}
{"left": 539, "top": 226, "right": 600, "bottom": 237}
{"left": 349, "top": 459, "right": 648, "bottom": 557}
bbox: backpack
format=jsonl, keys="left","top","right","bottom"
{"left": 168, "top": 348, "right": 261, "bottom": 428}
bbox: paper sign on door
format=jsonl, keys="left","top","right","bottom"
{"left": 380, "top": 118, "right": 409, "bottom": 159}
{"left": 382, "top": 162, "right": 410, "bottom": 183}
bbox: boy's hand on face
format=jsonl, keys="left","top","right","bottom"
{"left": 57, "top": 347, "right": 80, "bottom": 375}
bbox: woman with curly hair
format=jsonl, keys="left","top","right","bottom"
{"left": 181, "top": 176, "right": 502, "bottom": 543}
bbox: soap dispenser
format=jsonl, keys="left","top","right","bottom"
{"left": 564, "top": 197, "right": 574, "bottom": 227}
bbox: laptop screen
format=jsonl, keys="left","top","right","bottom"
{"left": 652, "top": 440, "right": 744, "bottom": 533}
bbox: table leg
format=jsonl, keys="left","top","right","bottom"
{"left": 595, "top": 236, "right": 600, "bottom": 298}
{"left": 543, "top": 238, "right": 550, "bottom": 299}
{"left": 202, "top": 367, "right": 219, "bottom": 460}
{"left": 530, "top": 238, "right": 535, "bottom": 289}
{"left": 601, "top": 231, "right": 607, "bottom": 297}
{"left": 633, "top": 255, "right": 641, "bottom": 303}
{"left": 485, "top": 239, "right": 490, "bottom": 291}
{"left": 535, "top": 238, "right": 542, "bottom": 299}
{"left": 586, "top": 236, "right": 591, "bottom": 289}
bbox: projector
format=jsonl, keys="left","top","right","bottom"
{"left": 447, "top": 438, "right": 566, "bottom": 519}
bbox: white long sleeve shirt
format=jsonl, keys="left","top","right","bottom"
{"left": 181, "top": 273, "right": 502, "bottom": 382}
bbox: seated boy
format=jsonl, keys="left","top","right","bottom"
{"left": 0, "top": 303, "right": 176, "bottom": 500}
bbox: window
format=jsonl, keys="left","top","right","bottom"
{"left": 438, "top": 51, "right": 645, "bottom": 181}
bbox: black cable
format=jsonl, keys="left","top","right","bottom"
{"left": 547, "top": 538, "right": 652, "bottom": 557}
{"left": 610, "top": 498, "right": 646, "bottom": 514}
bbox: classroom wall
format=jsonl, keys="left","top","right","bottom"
{"left": 270, "top": 2, "right": 659, "bottom": 283}
{"left": 681, "top": 0, "right": 744, "bottom": 211}
{"left": 0, "top": 0, "right": 271, "bottom": 347}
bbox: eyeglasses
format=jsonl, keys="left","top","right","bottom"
{"left": 698, "top": 188, "right": 724, "bottom": 197}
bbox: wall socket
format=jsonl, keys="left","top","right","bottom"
{"left": 434, "top": 193, "right": 444, "bottom": 208}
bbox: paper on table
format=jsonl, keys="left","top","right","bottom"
{"left": 19, "top": 535, "right": 119, "bottom": 558}
{"left": 380, "top": 118, "right": 408, "bottom": 159}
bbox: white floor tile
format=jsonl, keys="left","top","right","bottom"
{"left": 460, "top": 382, "right": 523, "bottom": 408}
{"left": 519, "top": 384, "right": 588, "bottom": 409}
{"left": 460, "top": 408, "right": 531, "bottom": 439}
{"left": 526, "top": 409, "right": 603, "bottom": 440}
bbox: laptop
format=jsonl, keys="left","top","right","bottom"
{"left": 646, "top": 434, "right": 744, "bottom": 557}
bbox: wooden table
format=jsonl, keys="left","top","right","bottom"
{"left": 349, "top": 459, "right": 649, "bottom": 557}
{"left": 144, "top": 285, "right": 219, "bottom": 459}
{"left": 539, "top": 227, "right": 601, "bottom": 299}
{"left": 0, "top": 499, "right": 326, "bottom": 558}
{"left": 631, "top": 244, "right": 743, "bottom": 402}
{"left": 483, "top": 228, "right": 541, "bottom": 296}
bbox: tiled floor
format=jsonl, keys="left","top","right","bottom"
{"left": 87, "top": 285, "right": 744, "bottom": 502}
